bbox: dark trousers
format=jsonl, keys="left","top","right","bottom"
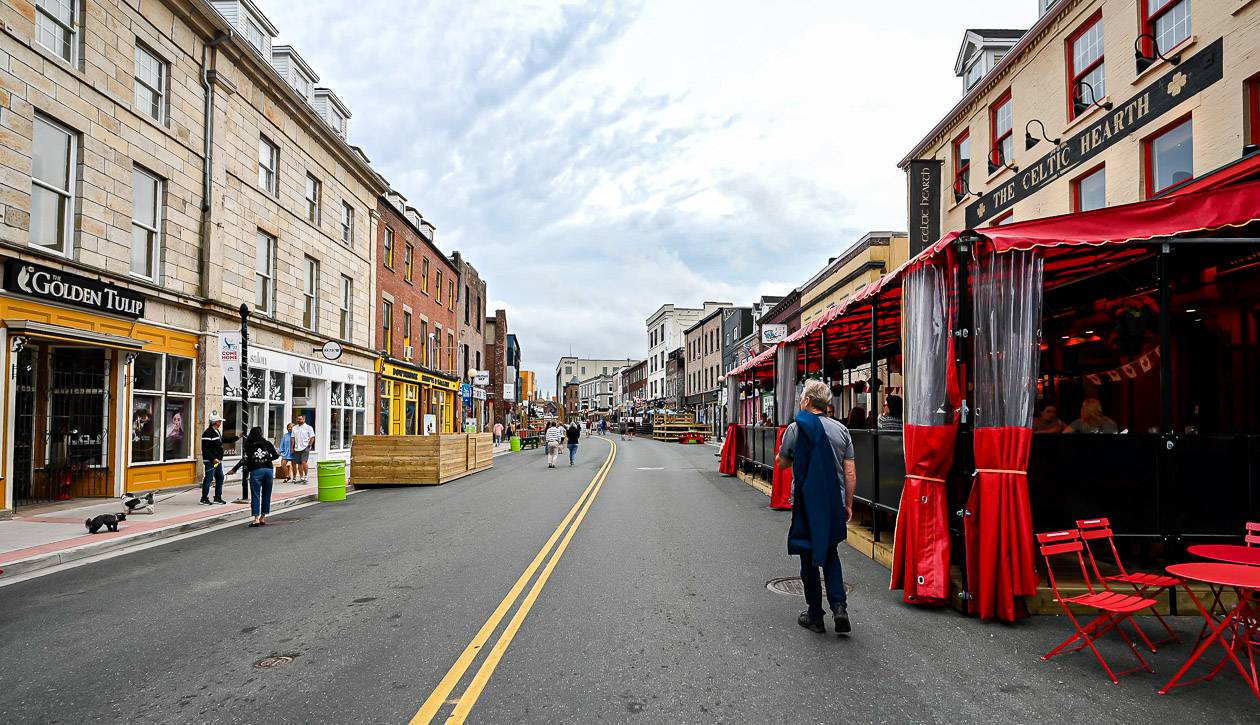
{"left": 800, "top": 545, "right": 847, "bottom": 619}
{"left": 201, "top": 461, "right": 224, "bottom": 500}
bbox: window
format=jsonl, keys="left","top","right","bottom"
{"left": 35, "top": 0, "right": 77, "bottom": 63}
{"left": 383, "top": 226, "right": 394, "bottom": 269}
{"left": 403, "top": 311, "right": 413, "bottom": 355}
{"left": 302, "top": 256, "right": 319, "bottom": 331}
{"left": 329, "top": 382, "right": 366, "bottom": 451}
{"left": 293, "top": 72, "right": 310, "bottom": 100}
{"left": 31, "top": 115, "right": 76, "bottom": 255}
{"left": 420, "top": 320, "right": 428, "bottom": 365}
{"left": 475, "top": 296, "right": 482, "bottom": 330}
{"left": 989, "top": 92, "right": 1013, "bottom": 171}
{"left": 242, "top": 17, "right": 264, "bottom": 52}
{"left": 989, "top": 210, "right": 1014, "bottom": 226}
{"left": 952, "top": 131, "right": 970, "bottom": 201}
{"left": 339, "top": 276, "right": 352, "bottom": 340}
{"left": 304, "top": 174, "right": 321, "bottom": 225}
{"left": 404, "top": 244, "right": 414, "bottom": 282}
{"left": 1142, "top": 0, "right": 1191, "bottom": 57}
{"left": 448, "top": 332, "right": 455, "bottom": 371}
{"left": 1067, "top": 13, "right": 1105, "bottom": 119}
{"left": 341, "top": 202, "right": 354, "bottom": 244}
{"left": 448, "top": 280, "right": 455, "bottom": 311}
{"left": 258, "top": 136, "right": 278, "bottom": 195}
{"left": 464, "top": 285, "right": 471, "bottom": 324}
{"left": 134, "top": 43, "right": 167, "bottom": 123}
{"left": 421, "top": 258, "right": 430, "bottom": 293}
{"left": 255, "top": 230, "right": 274, "bottom": 314}
{"left": 964, "top": 60, "right": 984, "bottom": 90}
{"left": 437, "top": 270, "right": 444, "bottom": 303}
{"left": 1072, "top": 164, "right": 1106, "bottom": 212}
{"left": 382, "top": 300, "right": 393, "bottom": 351}
{"left": 131, "top": 352, "right": 195, "bottom": 464}
{"left": 130, "top": 167, "right": 161, "bottom": 279}
{"left": 1248, "top": 76, "right": 1260, "bottom": 150}
{"left": 1144, "top": 116, "right": 1193, "bottom": 197}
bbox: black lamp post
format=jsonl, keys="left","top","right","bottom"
{"left": 232, "top": 302, "right": 251, "bottom": 503}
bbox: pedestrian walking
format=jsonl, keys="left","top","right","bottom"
{"left": 544, "top": 422, "right": 565, "bottom": 468}
{"left": 228, "top": 426, "right": 280, "bottom": 527}
{"left": 775, "top": 379, "right": 857, "bottom": 635}
{"left": 278, "top": 423, "right": 294, "bottom": 482}
{"left": 566, "top": 420, "right": 581, "bottom": 466}
{"left": 198, "top": 414, "right": 238, "bottom": 505}
{"left": 290, "top": 415, "right": 316, "bottom": 483}
{"left": 493, "top": 421, "right": 504, "bottom": 445}
{"left": 599, "top": 419, "right": 607, "bottom": 436}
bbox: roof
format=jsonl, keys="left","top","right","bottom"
{"left": 314, "top": 87, "right": 352, "bottom": 118}
{"left": 271, "top": 45, "right": 319, "bottom": 82}
{"left": 684, "top": 306, "right": 726, "bottom": 335}
{"left": 966, "top": 28, "right": 1026, "bottom": 37}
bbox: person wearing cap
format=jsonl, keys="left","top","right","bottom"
{"left": 200, "top": 414, "right": 239, "bottom": 505}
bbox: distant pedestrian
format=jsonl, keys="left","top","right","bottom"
{"left": 544, "top": 422, "right": 565, "bottom": 468}
{"left": 776, "top": 379, "right": 857, "bottom": 635}
{"left": 758, "top": 412, "right": 772, "bottom": 427}
{"left": 619, "top": 420, "right": 627, "bottom": 440}
{"left": 493, "top": 421, "right": 504, "bottom": 445}
{"left": 627, "top": 419, "right": 636, "bottom": 440}
{"left": 278, "top": 423, "right": 294, "bottom": 482}
{"left": 877, "top": 395, "right": 904, "bottom": 432}
{"left": 229, "top": 426, "right": 280, "bottom": 527}
{"left": 199, "top": 414, "right": 238, "bottom": 505}
{"left": 845, "top": 407, "right": 867, "bottom": 430}
{"left": 599, "top": 419, "right": 607, "bottom": 436}
{"left": 566, "top": 421, "right": 581, "bottom": 466}
{"left": 290, "top": 415, "right": 316, "bottom": 483}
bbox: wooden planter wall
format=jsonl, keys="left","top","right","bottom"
{"left": 350, "top": 434, "right": 494, "bottom": 486}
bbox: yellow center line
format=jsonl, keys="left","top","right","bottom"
{"left": 445, "top": 441, "right": 617, "bottom": 723}
{"left": 409, "top": 438, "right": 616, "bottom": 725}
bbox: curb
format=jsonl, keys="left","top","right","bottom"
{"left": 0, "top": 492, "right": 320, "bottom": 577}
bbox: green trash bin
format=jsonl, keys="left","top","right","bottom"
{"left": 316, "top": 460, "right": 347, "bottom": 502}
{"left": 510, "top": 435, "right": 522, "bottom": 452}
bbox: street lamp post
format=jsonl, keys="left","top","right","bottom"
{"left": 233, "top": 303, "right": 251, "bottom": 503}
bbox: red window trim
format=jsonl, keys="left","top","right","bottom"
{"left": 1070, "top": 162, "right": 1106, "bottom": 212}
{"left": 989, "top": 91, "right": 1013, "bottom": 170}
{"left": 1140, "top": 0, "right": 1187, "bottom": 55}
{"left": 1065, "top": 11, "right": 1104, "bottom": 120}
{"left": 989, "top": 210, "right": 1013, "bottom": 227}
{"left": 1142, "top": 113, "right": 1192, "bottom": 199}
{"left": 952, "top": 129, "right": 971, "bottom": 199}
{"left": 1248, "top": 75, "right": 1260, "bottom": 148}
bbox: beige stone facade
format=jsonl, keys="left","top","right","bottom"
{"left": 902, "top": 0, "right": 1260, "bottom": 232}
{"left": 799, "top": 231, "right": 909, "bottom": 327}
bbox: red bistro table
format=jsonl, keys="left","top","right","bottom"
{"left": 1159, "top": 562, "right": 1260, "bottom": 700}
{"left": 1187, "top": 544, "right": 1260, "bottom": 567}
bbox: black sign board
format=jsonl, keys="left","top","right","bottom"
{"left": 966, "top": 38, "right": 1223, "bottom": 228}
{"left": 908, "top": 159, "right": 943, "bottom": 255}
{"left": 2, "top": 258, "right": 146, "bottom": 318}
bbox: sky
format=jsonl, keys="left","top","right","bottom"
{"left": 261, "top": 0, "right": 1035, "bottom": 398}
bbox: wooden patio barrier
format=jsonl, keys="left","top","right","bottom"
{"left": 350, "top": 433, "right": 493, "bottom": 486}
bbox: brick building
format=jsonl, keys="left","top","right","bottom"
{"left": 484, "top": 309, "right": 509, "bottom": 426}
{"left": 375, "top": 191, "right": 459, "bottom": 435}
{"left": 684, "top": 306, "right": 727, "bottom": 428}
{"left": 452, "top": 251, "right": 488, "bottom": 429}
{"left": 623, "top": 359, "right": 648, "bottom": 418}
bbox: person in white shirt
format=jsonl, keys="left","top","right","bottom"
{"left": 544, "top": 422, "right": 565, "bottom": 468}
{"left": 290, "top": 415, "right": 316, "bottom": 483}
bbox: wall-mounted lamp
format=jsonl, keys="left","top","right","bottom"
{"left": 953, "top": 176, "right": 980, "bottom": 203}
{"left": 1134, "top": 33, "right": 1181, "bottom": 74}
{"left": 987, "top": 146, "right": 1018, "bottom": 175}
{"left": 1072, "top": 80, "right": 1112, "bottom": 118}
{"left": 1024, "top": 118, "right": 1061, "bottom": 151}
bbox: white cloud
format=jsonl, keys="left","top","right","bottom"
{"left": 258, "top": 0, "right": 1034, "bottom": 396}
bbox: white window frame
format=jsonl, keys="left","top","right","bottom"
{"left": 258, "top": 136, "right": 279, "bottom": 196}
{"left": 35, "top": 0, "right": 78, "bottom": 65}
{"left": 340, "top": 202, "right": 354, "bottom": 244}
{"left": 30, "top": 114, "right": 77, "bottom": 257}
{"left": 339, "top": 275, "right": 353, "bottom": 341}
{"left": 134, "top": 42, "right": 167, "bottom": 124}
{"left": 130, "top": 166, "right": 162, "bottom": 280}
{"left": 329, "top": 382, "right": 366, "bottom": 451}
{"left": 130, "top": 351, "right": 196, "bottom": 465}
{"left": 303, "top": 255, "right": 320, "bottom": 332}
{"left": 305, "top": 173, "right": 321, "bottom": 225}
{"left": 255, "top": 230, "right": 275, "bottom": 315}
{"left": 242, "top": 17, "right": 264, "bottom": 53}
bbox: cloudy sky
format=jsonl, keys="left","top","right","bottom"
{"left": 263, "top": 0, "right": 1033, "bottom": 397}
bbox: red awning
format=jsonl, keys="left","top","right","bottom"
{"left": 727, "top": 345, "right": 776, "bottom": 378}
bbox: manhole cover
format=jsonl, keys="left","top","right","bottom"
{"left": 254, "top": 655, "right": 295, "bottom": 668}
{"left": 766, "top": 577, "right": 854, "bottom": 597}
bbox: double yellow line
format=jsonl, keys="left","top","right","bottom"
{"left": 410, "top": 438, "right": 617, "bottom": 724}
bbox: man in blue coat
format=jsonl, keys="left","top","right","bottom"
{"left": 776, "top": 379, "right": 858, "bottom": 635}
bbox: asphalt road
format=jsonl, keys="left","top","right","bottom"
{"left": 0, "top": 437, "right": 1254, "bottom": 724}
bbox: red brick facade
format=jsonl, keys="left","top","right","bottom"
{"left": 375, "top": 197, "right": 457, "bottom": 368}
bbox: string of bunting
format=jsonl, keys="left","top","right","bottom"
{"left": 1084, "top": 347, "right": 1160, "bottom": 386}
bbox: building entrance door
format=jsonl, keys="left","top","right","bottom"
{"left": 12, "top": 346, "right": 39, "bottom": 506}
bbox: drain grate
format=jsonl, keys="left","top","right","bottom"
{"left": 254, "top": 655, "right": 295, "bottom": 668}
{"left": 766, "top": 577, "right": 855, "bottom": 597}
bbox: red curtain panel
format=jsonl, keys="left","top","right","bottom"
{"left": 770, "top": 425, "right": 793, "bottom": 510}
{"left": 718, "top": 424, "right": 739, "bottom": 475}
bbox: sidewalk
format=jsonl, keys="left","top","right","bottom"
{"left": 0, "top": 478, "right": 321, "bottom": 578}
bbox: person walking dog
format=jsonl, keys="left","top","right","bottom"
{"left": 776, "top": 379, "right": 857, "bottom": 635}
{"left": 199, "top": 414, "right": 237, "bottom": 505}
{"left": 545, "top": 422, "right": 565, "bottom": 468}
{"left": 229, "top": 427, "right": 280, "bottom": 527}
{"left": 565, "top": 420, "right": 581, "bottom": 466}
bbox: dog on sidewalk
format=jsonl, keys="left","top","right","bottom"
{"left": 85, "top": 512, "right": 126, "bottom": 534}
{"left": 121, "top": 492, "right": 156, "bottom": 514}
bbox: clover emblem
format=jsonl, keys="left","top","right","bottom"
{"left": 1167, "top": 71, "right": 1188, "bottom": 97}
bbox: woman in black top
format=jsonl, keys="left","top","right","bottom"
{"left": 231, "top": 426, "right": 280, "bottom": 526}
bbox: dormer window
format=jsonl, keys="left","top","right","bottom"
{"left": 965, "top": 61, "right": 984, "bottom": 90}
{"left": 243, "top": 17, "right": 264, "bottom": 52}
{"left": 293, "top": 72, "right": 310, "bottom": 100}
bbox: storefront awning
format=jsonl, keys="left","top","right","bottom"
{"left": 726, "top": 345, "right": 776, "bottom": 377}
{"left": 5, "top": 319, "right": 149, "bottom": 351}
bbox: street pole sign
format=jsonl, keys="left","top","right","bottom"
{"left": 235, "top": 303, "right": 251, "bottom": 503}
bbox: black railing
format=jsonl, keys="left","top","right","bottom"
{"left": 735, "top": 425, "right": 779, "bottom": 479}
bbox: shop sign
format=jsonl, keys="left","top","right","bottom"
{"left": 235, "top": 341, "right": 368, "bottom": 385}
{"left": 761, "top": 324, "right": 788, "bottom": 344}
{"left": 907, "top": 159, "right": 942, "bottom": 255}
{"left": 504, "top": 383, "right": 516, "bottom": 400}
{"left": 460, "top": 383, "right": 472, "bottom": 401}
{"left": 3, "top": 258, "right": 145, "bottom": 318}
{"left": 966, "top": 38, "right": 1223, "bottom": 227}
{"left": 473, "top": 371, "right": 490, "bottom": 386}
{"left": 220, "top": 332, "right": 242, "bottom": 388}
{"left": 473, "top": 387, "right": 487, "bottom": 400}
{"left": 320, "top": 340, "right": 343, "bottom": 361}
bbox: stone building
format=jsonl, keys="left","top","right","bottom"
{"left": 645, "top": 302, "right": 729, "bottom": 405}
{"left": 798, "top": 232, "right": 909, "bottom": 328}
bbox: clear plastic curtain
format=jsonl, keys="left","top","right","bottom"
{"left": 966, "top": 248, "right": 1043, "bottom": 621}
{"left": 774, "top": 343, "right": 798, "bottom": 426}
{"left": 891, "top": 254, "right": 959, "bottom": 606}
{"left": 726, "top": 376, "right": 738, "bottom": 426}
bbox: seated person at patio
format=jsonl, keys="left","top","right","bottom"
{"left": 1066, "top": 398, "right": 1118, "bottom": 434}
{"left": 877, "top": 395, "right": 903, "bottom": 431}
{"left": 1032, "top": 399, "right": 1067, "bottom": 433}
{"left": 845, "top": 407, "right": 867, "bottom": 429}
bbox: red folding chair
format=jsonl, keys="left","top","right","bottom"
{"left": 1246, "top": 522, "right": 1260, "bottom": 547}
{"left": 1076, "top": 517, "right": 1181, "bottom": 649}
{"left": 1037, "top": 530, "right": 1158, "bottom": 683}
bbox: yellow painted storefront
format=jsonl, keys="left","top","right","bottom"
{"left": 1, "top": 295, "right": 199, "bottom": 510}
{"left": 377, "top": 360, "right": 459, "bottom": 436}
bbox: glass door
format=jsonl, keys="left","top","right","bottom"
{"left": 12, "top": 346, "right": 40, "bottom": 506}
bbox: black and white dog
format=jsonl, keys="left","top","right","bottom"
{"left": 85, "top": 512, "right": 126, "bottom": 534}
{"left": 121, "top": 492, "right": 156, "bottom": 514}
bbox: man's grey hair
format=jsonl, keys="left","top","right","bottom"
{"left": 802, "top": 379, "right": 832, "bottom": 411}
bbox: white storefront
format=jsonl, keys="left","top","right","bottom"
{"left": 219, "top": 337, "right": 371, "bottom": 463}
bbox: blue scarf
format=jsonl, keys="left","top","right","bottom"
{"left": 787, "top": 410, "right": 846, "bottom": 566}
